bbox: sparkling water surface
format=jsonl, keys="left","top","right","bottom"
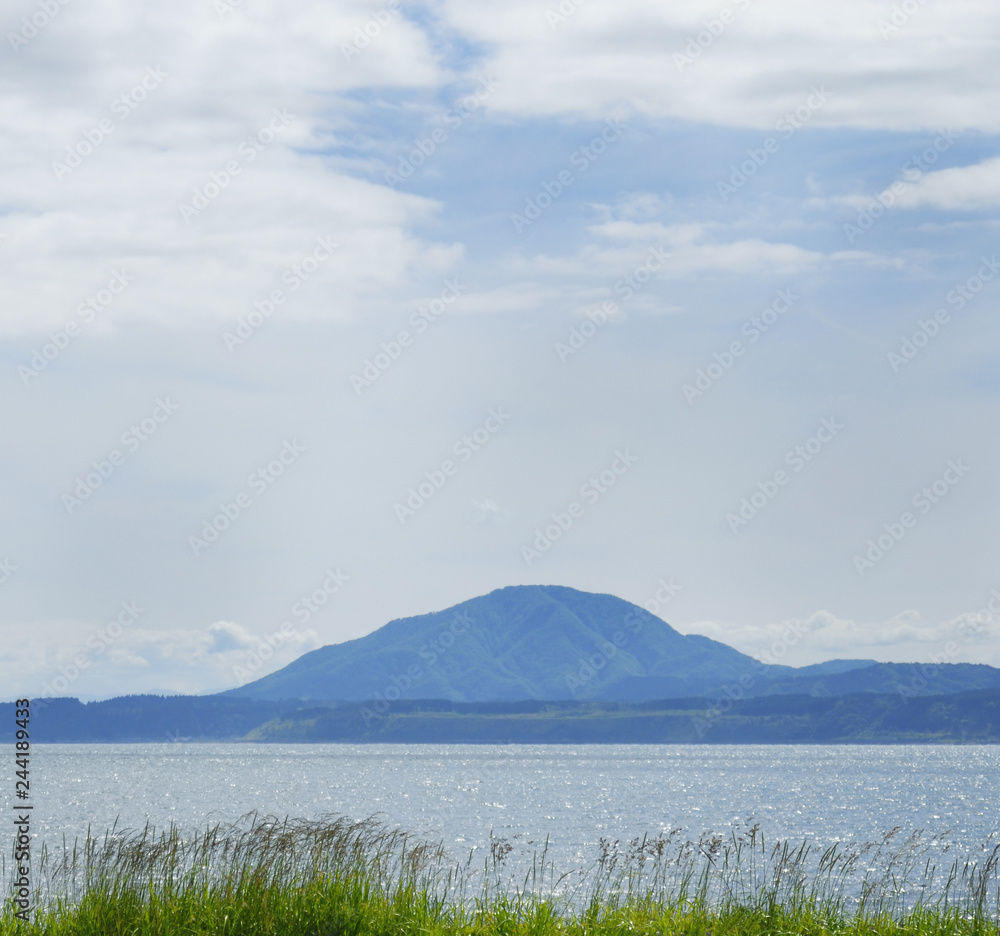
{"left": 9, "top": 744, "right": 999, "bottom": 873}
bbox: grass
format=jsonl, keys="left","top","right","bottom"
{"left": 2, "top": 814, "right": 999, "bottom": 935}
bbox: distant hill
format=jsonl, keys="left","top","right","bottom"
{"left": 221, "top": 585, "right": 1000, "bottom": 704}
{"left": 756, "top": 661, "right": 1000, "bottom": 699}
{"left": 245, "top": 690, "right": 1000, "bottom": 744}
{"left": 10, "top": 690, "right": 1000, "bottom": 744}
{"left": 0, "top": 696, "right": 294, "bottom": 743}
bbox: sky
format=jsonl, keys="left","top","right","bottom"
{"left": 2, "top": 0, "right": 999, "bottom": 700}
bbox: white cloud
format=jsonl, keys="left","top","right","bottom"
{"left": 682, "top": 607, "right": 1000, "bottom": 668}
{"left": 435, "top": 0, "right": 1000, "bottom": 131}
{"left": 0, "top": 0, "right": 457, "bottom": 335}
{"left": 2, "top": 0, "right": 989, "bottom": 339}
{"left": 0, "top": 618, "right": 319, "bottom": 699}
{"left": 883, "top": 156, "right": 1000, "bottom": 211}
{"left": 470, "top": 497, "right": 509, "bottom": 526}
{"left": 514, "top": 221, "right": 881, "bottom": 281}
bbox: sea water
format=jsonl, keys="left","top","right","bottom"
{"left": 9, "top": 742, "right": 997, "bottom": 876}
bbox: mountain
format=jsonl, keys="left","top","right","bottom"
{"left": 222, "top": 584, "right": 919, "bottom": 703}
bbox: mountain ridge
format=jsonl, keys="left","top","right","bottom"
{"left": 222, "top": 585, "right": 995, "bottom": 704}
{"left": 7, "top": 689, "right": 1000, "bottom": 744}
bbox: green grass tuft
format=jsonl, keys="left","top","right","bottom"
{"left": 3, "top": 815, "right": 998, "bottom": 935}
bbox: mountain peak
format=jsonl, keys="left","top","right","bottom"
{"left": 224, "top": 585, "right": 754, "bottom": 703}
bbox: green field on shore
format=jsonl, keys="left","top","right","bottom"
{"left": 3, "top": 814, "right": 999, "bottom": 936}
